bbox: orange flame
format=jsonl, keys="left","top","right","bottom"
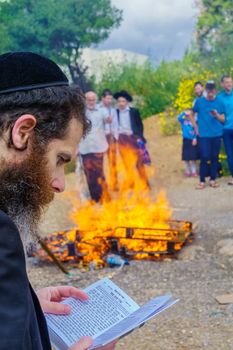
{"left": 68, "top": 144, "right": 176, "bottom": 265}
{"left": 36, "top": 145, "right": 192, "bottom": 267}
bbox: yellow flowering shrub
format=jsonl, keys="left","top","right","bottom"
{"left": 173, "top": 70, "right": 214, "bottom": 112}
{"left": 159, "top": 68, "right": 215, "bottom": 135}
{"left": 219, "top": 152, "right": 230, "bottom": 176}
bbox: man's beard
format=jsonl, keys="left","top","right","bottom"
{"left": 0, "top": 142, "right": 54, "bottom": 251}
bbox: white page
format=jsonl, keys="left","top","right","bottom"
{"left": 91, "top": 295, "right": 178, "bottom": 349}
{"left": 46, "top": 278, "right": 139, "bottom": 348}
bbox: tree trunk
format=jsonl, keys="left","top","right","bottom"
{"left": 68, "top": 63, "right": 92, "bottom": 93}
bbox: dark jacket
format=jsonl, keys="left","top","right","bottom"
{"left": 0, "top": 210, "right": 51, "bottom": 349}
{"left": 117, "top": 107, "right": 145, "bottom": 141}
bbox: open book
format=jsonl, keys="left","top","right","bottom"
{"left": 45, "top": 278, "right": 178, "bottom": 350}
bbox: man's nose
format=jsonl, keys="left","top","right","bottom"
{"left": 51, "top": 174, "right": 65, "bottom": 193}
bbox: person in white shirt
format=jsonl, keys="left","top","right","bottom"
{"left": 79, "top": 91, "right": 111, "bottom": 202}
{"left": 99, "top": 89, "right": 118, "bottom": 191}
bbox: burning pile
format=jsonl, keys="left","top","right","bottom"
{"left": 36, "top": 190, "right": 193, "bottom": 269}
{"left": 36, "top": 144, "right": 193, "bottom": 269}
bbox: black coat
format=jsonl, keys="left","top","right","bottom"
{"left": 117, "top": 107, "right": 145, "bottom": 141}
{"left": 0, "top": 210, "right": 51, "bottom": 350}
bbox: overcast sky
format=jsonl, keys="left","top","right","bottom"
{"left": 98, "top": 0, "right": 197, "bottom": 63}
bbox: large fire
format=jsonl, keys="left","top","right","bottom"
{"left": 36, "top": 145, "right": 193, "bottom": 268}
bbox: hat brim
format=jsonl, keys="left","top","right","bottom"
{"left": 113, "top": 91, "right": 133, "bottom": 102}
{"left": 0, "top": 81, "right": 69, "bottom": 95}
{"left": 205, "top": 85, "right": 216, "bottom": 90}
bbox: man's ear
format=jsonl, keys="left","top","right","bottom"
{"left": 11, "top": 114, "right": 37, "bottom": 150}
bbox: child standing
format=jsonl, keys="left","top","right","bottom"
{"left": 178, "top": 109, "right": 199, "bottom": 177}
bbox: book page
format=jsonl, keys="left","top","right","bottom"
{"left": 91, "top": 295, "right": 178, "bottom": 349}
{"left": 45, "top": 278, "right": 139, "bottom": 348}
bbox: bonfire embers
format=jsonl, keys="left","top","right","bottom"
{"left": 36, "top": 218, "right": 193, "bottom": 269}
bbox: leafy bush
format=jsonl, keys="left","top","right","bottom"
{"left": 173, "top": 67, "right": 215, "bottom": 112}
{"left": 158, "top": 108, "right": 180, "bottom": 136}
{"left": 159, "top": 66, "right": 214, "bottom": 135}
{"left": 219, "top": 148, "right": 230, "bottom": 176}
{"left": 95, "top": 60, "right": 186, "bottom": 118}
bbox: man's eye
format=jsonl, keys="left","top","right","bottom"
{"left": 57, "top": 154, "right": 71, "bottom": 165}
{"left": 57, "top": 156, "right": 65, "bottom": 165}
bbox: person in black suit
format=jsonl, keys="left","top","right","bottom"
{"left": 0, "top": 52, "right": 117, "bottom": 350}
{"left": 114, "top": 90, "right": 149, "bottom": 190}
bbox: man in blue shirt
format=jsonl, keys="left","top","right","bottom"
{"left": 192, "top": 81, "right": 225, "bottom": 189}
{"left": 218, "top": 75, "right": 233, "bottom": 185}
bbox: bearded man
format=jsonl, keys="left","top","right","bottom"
{"left": 0, "top": 52, "right": 116, "bottom": 350}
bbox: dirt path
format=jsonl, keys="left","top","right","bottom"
{"left": 144, "top": 115, "right": 183, "bottom": 188}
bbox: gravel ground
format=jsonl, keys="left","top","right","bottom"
{"left": 28, "top": 118, "right": 233, "bottom": 349}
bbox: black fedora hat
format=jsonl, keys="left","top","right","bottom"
{"left": 113, "top": 90, "right": 133, "bottom": 102}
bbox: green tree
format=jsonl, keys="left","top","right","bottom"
{"left": 196, "top": 0, "right": 233, "bottom": 54}
{"left": 0, "top": 0, "right": 122, "bottom": 88}
{"left": 95, "top": 60, "right": 187, "bottom": 118}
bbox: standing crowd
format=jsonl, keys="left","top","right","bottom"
{"left": 79, "top": 76, "right": 233, "bottom": 200}
{"left": 78, "top": 89, "right": 150, "bottom": 202}
{"left": 178, "top": 76, "right": 233, "bottom": 189}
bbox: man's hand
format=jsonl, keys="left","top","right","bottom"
{"left": 192, "top": 138, "right": 197, "bottom": 146}
{"left": 210, "top": 109, "right": 225, "bottom": 122}
{"left": 105, "top": 116, "right": 112, "bottom": 124}
{"left": 36, "top": 286, "right": 88, "bottom": 315}
{"left": 37, "top": 287, "right": 118, "bottom": 350}
{"left": 210, "top": 109, "right": 218, "bottom": 118}
{"left": 69, "top": 336, "right": 93, "bottom": 350}
{"left": 69, "top": 338, "right": 117, "bottom": 350}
